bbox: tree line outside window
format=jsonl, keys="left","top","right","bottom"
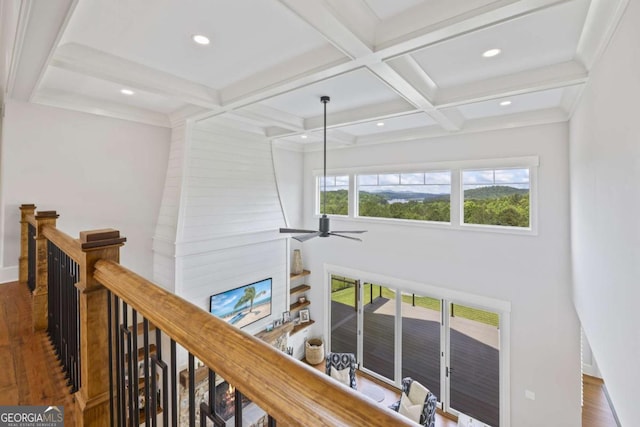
{"left": 318, "top": 168, "right": 530, "bottom": 228}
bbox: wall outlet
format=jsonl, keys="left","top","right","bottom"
{"left": 525, "top": 390, "right": 536, "bottom": 400}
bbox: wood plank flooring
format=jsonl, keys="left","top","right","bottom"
{"left": 0, "top": 281, "right": 76, "bottom": 425}
{"left": 583, "top": 375, "right": 618, "bottom": 427}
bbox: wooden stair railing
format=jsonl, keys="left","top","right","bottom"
{"left": 18, "top": 204, "right": 415, "bottom": 427}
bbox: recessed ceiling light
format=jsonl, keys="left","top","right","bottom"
{"left": 499, "top": 100, "right": 512, "bottom": 106}
{"left": 376, "top": 122, "right": 385, "bottom": 127}
{"left": 301, "top": 134, "right": 308, "bottom": 139}
{"left": 482, "top": 48, "right": 502, "bottom": 58}
{"left": 192, "top": 34, "right": 210, "bottom": 45}
{"left": 120, "top": 89, "right": 134, "bottom": 95}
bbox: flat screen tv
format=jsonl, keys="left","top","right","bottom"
{"left": 209, "top": 278, "right": 272, "bottom": 329}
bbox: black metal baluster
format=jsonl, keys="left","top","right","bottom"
{"left": 115, "top": 297, "right": 125, "bottom": 427}
{"left": 234, "top": 389, "right": 242, "bottom": 427}
{"left": 142, "top": 319, "right": 150, "bottom": 425}
{"left": 170, "top": 339, "right": 177, "bottom": 427}
{"left": 132, "top": 310, "right": 140, "bottom": 425}
{"left": 108, "top": 291, "right": 114, "bottom": 427}
{"left": 27, "top": 224, "right": 35, "bottom": 292}
{"left": 189, "top": 353, "right": 195, "bottom": 426}
{"left": 268, "top": 415, "right": 277, "bottom": 427}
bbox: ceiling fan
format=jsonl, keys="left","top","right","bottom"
{"left": 280, "top": 96, "right": 367, "bottom": 242}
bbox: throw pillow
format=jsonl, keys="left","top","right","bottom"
{"left": 330, "top": 366, "right": 351, "bottom": 387}
{"left": 408, "top": 380, "right": 429, "bottom": 407}
{"left": 398, "top": 392, "right": 422, "bottom": 423}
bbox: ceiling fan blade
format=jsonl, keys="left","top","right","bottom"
{"left": 293, "top": 232, "right": 321, "bottom": 242}
{"left": 280, "top": 228, "right": 318, "bottom": 234}
{"left": 329, "top": 233, "right": 362, "bottom": 242}
{"left": 331, "top": 230, "right": 367, "bottom": 234}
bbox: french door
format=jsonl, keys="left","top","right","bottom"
{"left": 328, "top": 272, "right": 503, "bottom": 426}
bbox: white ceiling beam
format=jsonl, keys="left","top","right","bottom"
{"left": 328, "top": 129, "right": 357, "bottom": 145}
{"left": 219, "top": 44, "right": 350, "bottom": 107}
{"left": 385, "top": 55, "right": 439, "bottom": 101}
{"left": 33, "top": 88, "right": 170, "bottom": 128}
{"left": 436, "top": 61, "right": 588, "bottom": 108}
{"left": 575, "top": 0, "right": 629, "bottom": 70}
{"left": 368, "top": 62, "right": 460, "bottom": 131}
{"left": 375, "top": 0, "right": 573, "bottom": 59}
{"left": 276, "top": 0, "right": 374, "bottom": 58}
{"left": 303, "top": 99, "right": 416, "bottom": 130}
{"left": 237, "top": 104, "right": 305, "bottom": 132}
{"left": 8, "top": 0, "right": 77, "bottom": 101}
{"left": 52, "top": 43, "right": 221, "bottom": 110}
{"left": 353, "top": 107, "right": 568, "bottom": 146}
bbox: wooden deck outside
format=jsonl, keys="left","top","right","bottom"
{"left": 0, "top": 281, "right": 76, "bottom": 425}
{"left": 331, "top": 297, "right": 499, "bottom": 426}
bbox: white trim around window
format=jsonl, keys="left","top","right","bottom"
{"left": 312, "top": 156, "right": 539, "bottom": 236}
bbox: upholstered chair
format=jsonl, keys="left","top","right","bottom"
{"left": 389, "top": 377, "right": 437, "bottom": 427}
{"left": 325, "top": 352, "right": 357, "bottom": 389}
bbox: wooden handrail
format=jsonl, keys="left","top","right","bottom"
{"left": 94, "top": 259, "right": 414, "bottom": 427}
{"left": 41, "top": 225, "right": 83, "bottom": 263}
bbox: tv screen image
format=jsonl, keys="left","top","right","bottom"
{"left": 209, "top": 278, "right": 272, "bottom": 329}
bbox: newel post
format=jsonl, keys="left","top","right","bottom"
{"left": 33, "top": 210, "right": 59, "bottom": 331}
{"left": 75, "top": 229, "right": 126, "bottom": 427}
{"left": 18, "top": 204, "right": 36, "bottom": 284}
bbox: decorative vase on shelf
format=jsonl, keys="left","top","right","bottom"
{"left": 292, "top": 249, "right": 303, "bottom": 275}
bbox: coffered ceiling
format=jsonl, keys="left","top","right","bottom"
{"left": 0, "top": 0, "right": 628, "bottom": 149}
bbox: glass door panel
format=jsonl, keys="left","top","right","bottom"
{"left": 362, "top": 284, "right": 395, "bottom": 381}
{"left": 449, "top": 303, "right": 500, "bottom": 426}
{"left": 402, "top": 292, "right": 441, "bottom": 395}
{"left": 329, "top": 275, "right": 358, "bottom": 355}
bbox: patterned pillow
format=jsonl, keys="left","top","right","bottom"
{"left": 330, "top": 366, "right": 351, "bottom": 387}
{"left": 398, "top": 392, "right": 422, "bottom": 423}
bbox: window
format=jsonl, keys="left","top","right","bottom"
{"left": 462, "top": 168, "right": 530, "bottom": 228}
{"left": 357, "top": 172, "right": 451, "bottom": 222}
{"left": 318, "top": 175, "right": 349, "bottom": 215}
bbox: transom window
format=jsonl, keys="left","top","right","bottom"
{"left": 318, "top": 175, "right": 349, "bottom": 215}
{"left": 462, "top": 168, "right": 530, "bottom": 228}
{"left": 357, "top": 172, "right": 451, "bottom": 222}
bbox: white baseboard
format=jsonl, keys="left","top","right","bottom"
{"left": 0, "top": 266, "right": 18, "bottom": 284}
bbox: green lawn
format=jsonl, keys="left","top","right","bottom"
{"left": 331, "top": 277, "right": 498, "bottom": 327}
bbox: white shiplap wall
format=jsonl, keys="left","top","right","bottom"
{"left": 153, "top": 124, "right": 189, "bottom": 292}
{"left": 153, "top": 121, "right": 288, "bottom": 332}
{"left": 181, "top": 126, "right": 285, "bottom": 240}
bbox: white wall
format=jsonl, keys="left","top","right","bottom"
{"left": 272, "top": 144, "right": 304, "bottom": 228}
{"left": 569, "top": 1, "right": 639, "bottom": 424}
{"left": 151, "top": 120, "right": 289, "bottom": 330}
{"left": 0, "top": 100, "right": 170, "bottom": 281}
{"left": 299, "top": 123, "right": 579, "bottom": 426}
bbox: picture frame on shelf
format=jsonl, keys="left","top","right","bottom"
{"left": 274, "top": 319, "right": 282, "bottom": 327}
{"left": 299, "top": 309, "right": 310, "bottom": 323}
{"left": 282, "top": 311, "right": 291, "bottom": 323}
